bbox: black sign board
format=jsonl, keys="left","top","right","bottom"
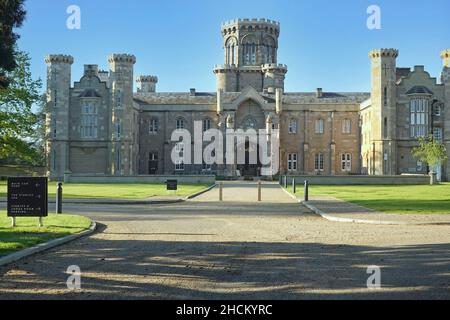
{"left": 7, "top": 177, "right": 48, "bottom": 217}
{"left": 166, "top": 180, "right": 178, "bottom": 191}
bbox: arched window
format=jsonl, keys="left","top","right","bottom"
{"left": 225, "top": 37, "right": 237, "bottom": 65}
{"left": 263, "top": 37, "right": 276, "bottom": 64}
{"left": 383, "top": 87, "right": 388, "bottom": 106}
{"left": 242, "top": 36, "right": 257, "bottom": 66}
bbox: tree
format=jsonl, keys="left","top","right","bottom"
{"left": 0, "top": 50, "right": 43, "bottom": 165}
{"left": 0, "top": 0, "right": 27, "bottom": 88}
{"left": 412, "top": 135, "right": 448, "bottom": 184}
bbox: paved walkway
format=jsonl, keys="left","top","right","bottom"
{"left": 0, "top": 182, "right": 449, "bottom": 299}
{"left": 306, "top": 196, "right": 450, "bottom": 225}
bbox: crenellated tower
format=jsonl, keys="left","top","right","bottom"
{"left": 108, "top": 54, "right": 137, "bottom": 175}
{"left": 136, "top": 75, "right": 158, "bottom": 93}
{"left": 213, "top": 18, "right": 287, "bottom": 93}
{"left": 44, "top": 54, "right": 74, "bottom": 180}
{"left": 369, "top": 49, "right": 399, "bottom": 175}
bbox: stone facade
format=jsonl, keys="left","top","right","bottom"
{"left": 45, "top": 19, "right": 450, "bottom": 181}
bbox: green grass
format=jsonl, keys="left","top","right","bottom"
{"left": 0, "top": 182, "right": 211, "bottom": 199}
{"left": 287, "top": 183, "right": 450, "bottom": 214}
{"left": 0, "top": 212, "right": 91, "bottom": 257}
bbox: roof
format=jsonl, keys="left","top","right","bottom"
{"left": 405, "top": 86, "right": 433, "bottom": 95}
{"left": 396, "top": 68, "right": 411, "bottom": 81}
{"left": 134, "top": 91, "right": 370, "bottom": 105}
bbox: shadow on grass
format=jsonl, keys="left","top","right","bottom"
{"left": 345, "top": 199, "right": 450, "bottom": 214}
{"left": 0, "top": 230, "right": 448, "bottom": 300}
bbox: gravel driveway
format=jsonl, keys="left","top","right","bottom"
{"left": 0, "top": 182, "right": 449, "bottom": 299}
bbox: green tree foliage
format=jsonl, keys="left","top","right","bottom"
{"left": 412, "top": 135, "right": 448, "bottom": 171}
{"left": 0, "top": 50, "right": 44, "bottom": 165}
{"left": 0, "top": 0, "right": 26, "bottom": 88}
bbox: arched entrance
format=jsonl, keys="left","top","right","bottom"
{"left": 235, "top": 100, "right": 266, "bottom": 177}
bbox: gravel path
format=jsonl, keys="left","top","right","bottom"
{"left": 0, "top": 182, "right": 449, "bottom": 299}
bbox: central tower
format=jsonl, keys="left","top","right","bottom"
{"left": 214, "top": 18, "right": 287, "bottom": 93}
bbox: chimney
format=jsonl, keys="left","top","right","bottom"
{"left": 190, "top": 88, "right": 196, "bottom": 96}
{"left": 316, "top": 88, "right": 323, "bottom": 98}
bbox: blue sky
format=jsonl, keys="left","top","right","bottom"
{"left": 18, "top": 0, "right": 449, "bottom": 93}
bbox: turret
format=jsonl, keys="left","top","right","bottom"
{"left": 44, "top": 54, "right": 74, "bottom": 179}
{"left": 369, "top": 48, "right": 399, "bottom": 175}
{"left": 214, "top": 18, "right": 287, "bottom": 92}
{"left": 108, "top": 54, "right": 137, "bottom": 175}
{"left": 137, "top": 75, "right": 158, "bottom": 93}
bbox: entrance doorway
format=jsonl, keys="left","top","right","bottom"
{"left": 148, "top": 152, "right": 158, "bottom": 175}
{"left": 237, "top": 139, "right": 260, "bottom": 177}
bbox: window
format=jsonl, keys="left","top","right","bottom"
{"left": 81, "top": 103, "right": 98, "bottom": 138}
{"left": 176, "top": 118, "right": 185, "bottom": 130}
{"left": 341, "top": 153, "right": 352, "bottom": 172}
{"left": 383, "top": 87, "right": 388, "bottom": 106}
{"left": 410, "top": 99, "right": 429, "bottom": 138}
{"left": 315, "top": 153, "right": 324, "bottom": 171}
{"left": 203, "top": 118, "right": 212, "bottom": 132}
{"left": 202, "top": 162, "right": 212, "bottom": 172}
{"left": 288, "top": 119, "right": 297, "bottom": 134}
{"left": 52, "top": 118, "right": 57, "bottom": 139}
{"left": 315, "top": 119, "right": 324, "bottom": 134}
{"left": 115, "top": 120, "right": 121, "bottom": 140}
{"left": 434, "top": 127, "right": 443, "bottom": 142}
{"left": 54, "top": 90, "right": 57, "bottom": 107}
{"left": 287, "top": 153, "right": 298, "bottom": 171}
{"left": 175, "top": 160, "right": 185, "bottom": 171}
{"left": 383, "top": 117, "right": 388, "bottom": 139}
{"left": 433, "top": 103, "right": 441, "bottom": 116}
{"left": 116, "top": 90, "right": 122, "bottom": 109}
{"left": 243, "top": 42, "right": 257, "bottom": 65}
{"left": 149, "top": 118, "right": 159, "bottom": 134}
{"left": 342, "top": 119, "right": 351, "bottom": 134}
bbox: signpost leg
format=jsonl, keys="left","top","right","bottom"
{"left": 219, "top": 182, "right": 223, "bottom": 201}
{"left": 258, "top": 181, "right": 262, "bottom": 202}
{"left": 304, "top": 180, "right": 309, "bottom": 202}
{"left": 56, "top": 182, "right": 63, "bottom": 214}
{"left": 39, "top": 217, "right": 43, "bottom": 227}
{"left": 11, "top": 217, "right": 16, "bottom": 228}
{"left": 292, "top": 178, "right": 297, "bottom": 194}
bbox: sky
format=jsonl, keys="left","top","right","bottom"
{"left": 17, "top": 0, "right": 450, "bottom": 94}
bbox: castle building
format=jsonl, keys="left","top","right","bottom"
{"left": 45, "top": 18, "right": 450, "bottom": 181}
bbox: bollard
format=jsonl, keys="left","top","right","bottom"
{"left": 11, "top": 217, "right": 16, "bottom": 228}
{"left": 56, "top": 182, "right": 63, "bottom": 214}
{"left": 283, "top": 176, "right": 287, "bottom": 188}
{"left": 258, "top": 181, "right": 262, "bottom": 202}
{"left": 292, "top": 178, "right": 296, "bottom": 194}
{"left": 304, "top": 180, "right": 309, "bottom": 202}
{"left": 219, "top": 182, "right": 223, "bottom": 201}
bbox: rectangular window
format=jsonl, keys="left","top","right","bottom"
{"left": 315, "top": 153, "right": 324, "bottom": 171}
{"left": 52, "top": 118, "right": 57, "bottom": 139}
{"left": 410, "top": 99, "right": 428, "bottom": 138}
{"left": 315, "top": 119, "right": 324, "bottom": 134}
{"left": 175, "top": 160, "right": 185, "bottom": 171}
{"left": 81, "top": 103, "right": 98, "bottom": 139}
{"left": 341, "top": 153, "right": 352, "bottom": 172}
{"left": 288, "top": 119, "right": 297, "bottom": 134}
{"left": 433, "top": 127, "right": 443, "bottom": 142}
{"left": 149, "top": 119, "right": 159, "bottom": 134}
{"left": 342, "top": 119, "right": 351, "bottom": 134}
{"left": 287, "top": 153, "right": 298, "bottom": 171}
{"left": 54, "top": 90, "right": 57, "bottom": 107}
{"left": 433, "top": 103, "right": 441, "bottom": 116}
{"left": 176, "top": 118, "right": 185, "bottom": 130}
{"left": 203, "top": 119, "right": 212, "bottom": 132}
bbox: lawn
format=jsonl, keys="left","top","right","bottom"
{"left": 0, "top": 212, "right": 92, "bottom": 257}
{"left": 0, "top": 182, "right": 212, "bottom": 199}
{"left": 287, "top": 183, "right": 450, "bottom": 214}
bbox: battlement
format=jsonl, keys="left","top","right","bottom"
{"left": 108, "top": 54, "right": 136, "bottom": 64}
{"left": 45, "top": 54, "right": 74, "bottom": 65}
{"left": 441, "top": 49, "right": 450, "bottom": 67}
{"left": 369, "top": 49, "right": 399, "bottom": 59}
{"left": 221, "top": 18, "right": 280, "bottom": 35}
{"left": 262, "top": 63, "right": 288, "bottom": 71}
{"left": 213, "top": 64, "right": 238, "bottom": 73}
{"left": 137, "top": 75, "right": 158, "bottom": 83}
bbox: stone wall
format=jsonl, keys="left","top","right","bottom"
{"left": 284, "top": 175, "right": 429, "bottom": 185}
